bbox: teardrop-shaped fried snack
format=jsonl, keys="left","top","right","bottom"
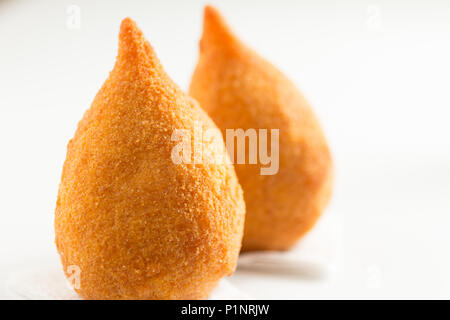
{"left": 55, "top": 18, "right": 245, "bottom": 300}
{"left": 189, "top": 6, "right": 333, "bottom": 251}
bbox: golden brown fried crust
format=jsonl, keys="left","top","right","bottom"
{"left": 189, "top": 6, "right": 333, "bottom": 251}
{"left": 55, "top": 17, "right": 245, "bottom": 299}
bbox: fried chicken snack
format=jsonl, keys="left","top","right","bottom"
{"left": 189, "top": 7, "right": 333, "bottom": 251}
{"left": 55, "top": 18, "right": 245, "bottom": 300}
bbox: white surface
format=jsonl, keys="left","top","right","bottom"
{"left": 0, "top": 0, "right": 449, "bottom": 299}
{"left": 238, "top": 213, "right": 341, "bottom": 278}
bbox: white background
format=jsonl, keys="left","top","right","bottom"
{"left": 0, "top": 0, "right": 449, "bottom": 299}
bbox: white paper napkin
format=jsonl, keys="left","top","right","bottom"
{"left": 4, "top": 261, "right": 249, "bottom": 300}
{"left": 4, "top": 213, "right": 339, "bottom": 299}
{"left": 237, "top": 212, "right": 342, "bottom": 278}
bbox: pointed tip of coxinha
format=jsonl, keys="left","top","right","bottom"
{"left": 120, "top": 17, "right": 139, "bottom": 35}
{"left": 116, "top": 17, "right": 161, "bottom": 73}
{"left": 201, "top": 5, "right": 237, "bottom": 52}
{"left": 203, "top": 5, "right": 227, "bottom": 31}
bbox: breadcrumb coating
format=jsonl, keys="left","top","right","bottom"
{"left": 189, "top": 6, "right": 333, "bottom": 251}
{"left": 55, "top": 17, "right": 245, "bottom": 299}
